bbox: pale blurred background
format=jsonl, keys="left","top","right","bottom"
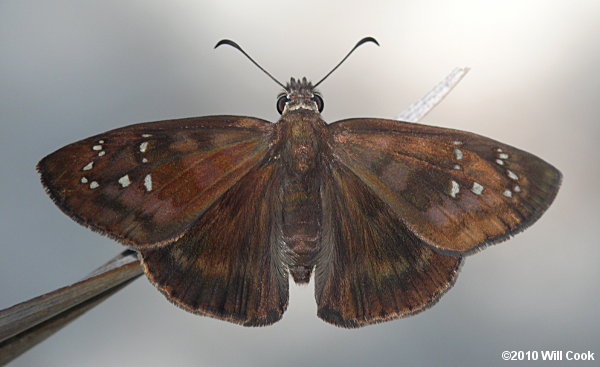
{"left": 1, "top": 1, "right": 599, "bottom": 366}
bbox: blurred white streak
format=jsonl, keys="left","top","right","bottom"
{"left": 397, "top": 67, "right": 470, "bottom": 123}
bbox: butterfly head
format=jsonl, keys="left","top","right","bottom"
{"left": 276, "top": 77, "right": 324, "bottom": 115}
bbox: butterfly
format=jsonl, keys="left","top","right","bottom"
{"left": 37, "top": 37, "right": 561, "bottom": 328}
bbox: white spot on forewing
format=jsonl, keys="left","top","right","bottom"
{"left": 496, "top": 148, "right": 503, "bottom": 152}
{"left": 92, "top": 145, "right": 102, "bottom": 151}
{"left": 89, "top": 181, "right": 99, "bottom": 189}
{"left": 503, "top": 189, "right": 513, "bottom": 197}
{"left": 471, "top": 182, "right": 484, "bottom": 195}
{"left": 507, "top": 170, "right": 519, "bottom": 180}
{"left": 498, "top": 153, "right": 509, "bottom": 159}
{"left": 140, "top": 141, "right": 149, "bottom": 153}
{"left": 142, "top": 158, "right": 148, "bottom": 163}
{"left": 80, "top": 177, "right": 88, "bottom": 184}
{"left": 450, "top": 180, "right": 460, "bottom": 198}
{"left": 144, "top": 174, "right": 152, "bottom": 191}
{"left": 118, "top": 174, "right": 131, "bottom": 188}
{"left": 453, "top": 148, "right": 463, "bottom": 160}
{"left": 453, "top": 164, "right": 461, "bottom": 170}
{"left": 452, "top": 140, "right": 462, "bottom": 145}
{"left": 495, "top": 159, "right": 504, "bottom": 166}
{"left": 142, "top": 134, "right": 152, "bottom": 138}
{"left": 98, "top": 140, "right": 104, "bottom": 144}
{"left": 514, "top": 185, "right": 521, "bottom": 192}
{"left": 98, "top": 151, "right": 105, "bottom": 157}
{"left": 82, "top": 162, "right": 93, "bottom": 171}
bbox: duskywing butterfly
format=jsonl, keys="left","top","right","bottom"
{"left": 37, "top": 37, "right": 561, "bottom": 328}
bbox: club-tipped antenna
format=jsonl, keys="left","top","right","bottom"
{"left": 313, "top": 37, "right": 380, "bottom": 88}
{"left": 215, "top": 39, "right": 286, "bottom": 89}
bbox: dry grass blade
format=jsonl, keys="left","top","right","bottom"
{"left": 0, "top": 250, "right": 142, "bottom": 364}
{"left": 397, "top": 67, "right": 470, "bottom": 122}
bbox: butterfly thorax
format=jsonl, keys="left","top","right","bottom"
{"left": 276, "top": 78, "right": 329, "bottom": 284}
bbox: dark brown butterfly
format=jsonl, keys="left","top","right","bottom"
{"left": 37, "top": 37, "right": 561, "bottom": 328}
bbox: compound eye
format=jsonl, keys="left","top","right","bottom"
{"left": 313, "top": 94, "right": 324, "bottom": 112}
{"left": 276, "top": 95, "right": 289, "bottom": 114}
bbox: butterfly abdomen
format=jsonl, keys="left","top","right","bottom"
{"left": 281, "top": 175, "right": 322, "bottom": 283}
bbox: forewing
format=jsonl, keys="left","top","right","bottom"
{"left": 329, "top": 118, "right": 561, "bottom": 254}
{"left": 316, "top": 162, "right": 462, "bottom": 328}
{"left": 140, "top": 161, "right": 288, "bottom": 326}
{"left": 38, "top": 116, "right": 273, "bottom": 249}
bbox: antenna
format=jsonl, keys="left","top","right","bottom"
{"left": 313, "top": 37, "right": 379, "bottom": 87}
{"left": 215, "top": 39, "right": 286, "bottom": 89}
{"left": 215, "top": 37, "right": 379, "bottom": 89}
